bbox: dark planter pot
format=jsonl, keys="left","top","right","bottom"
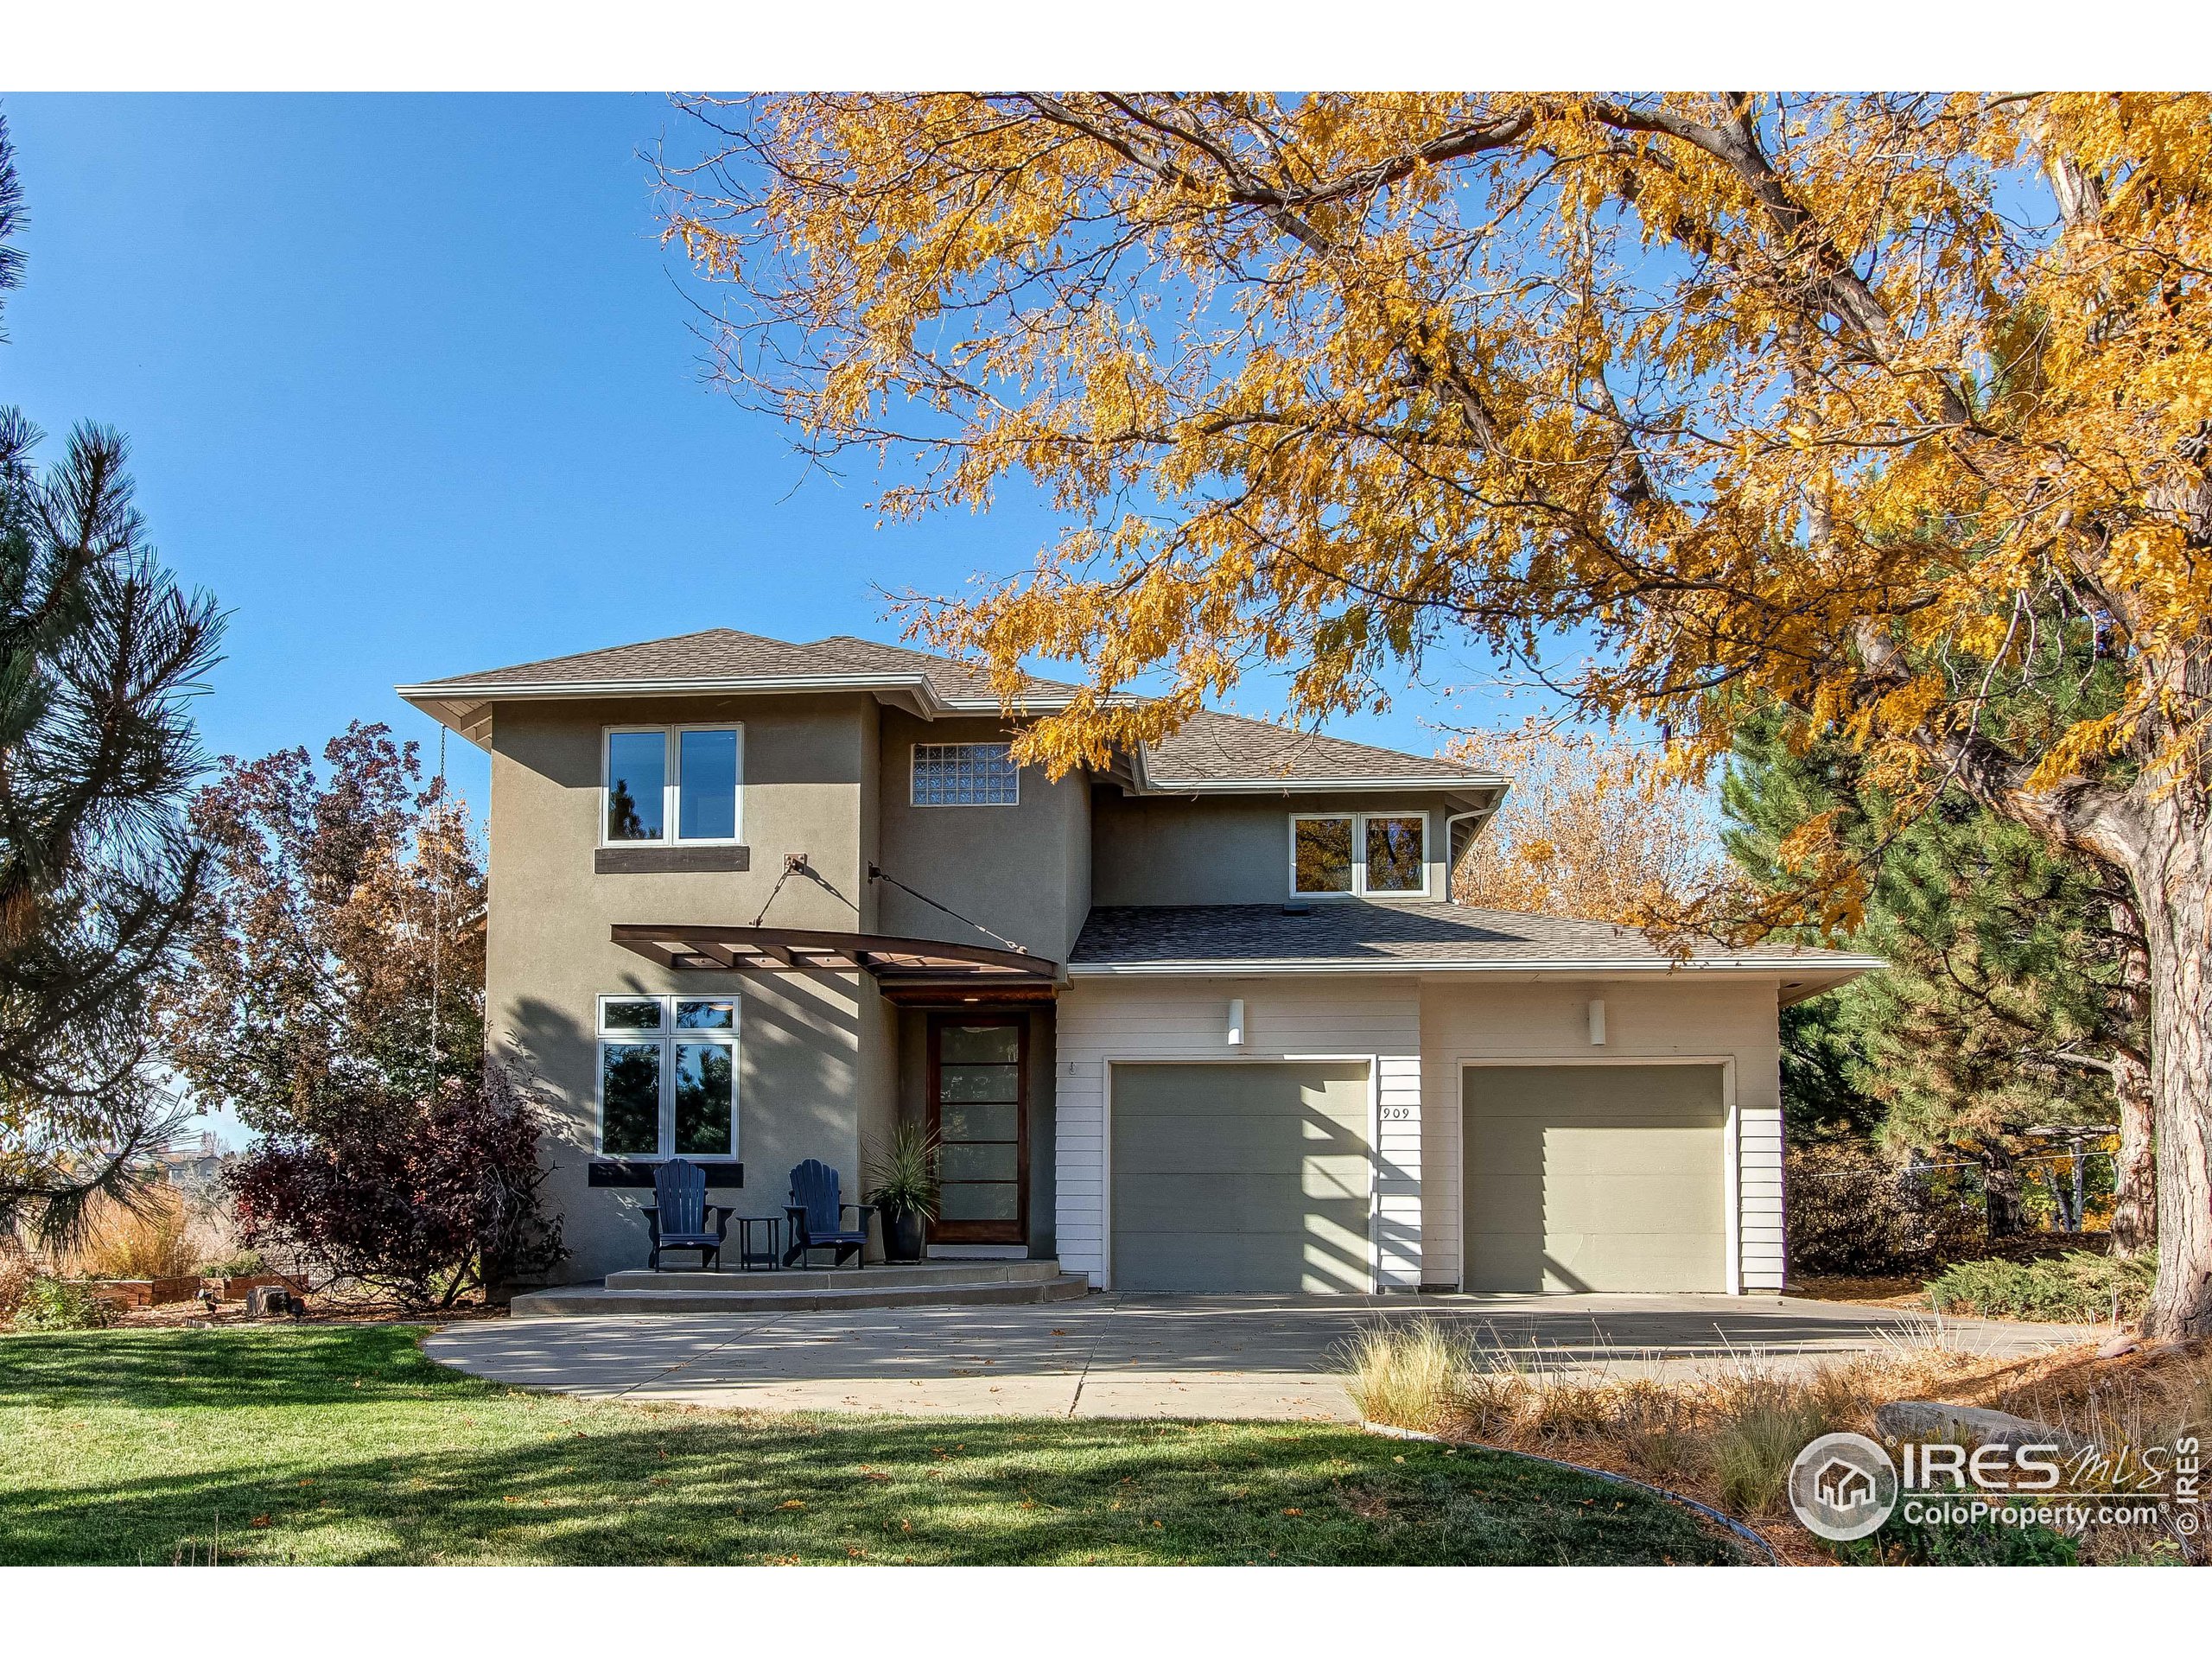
{"left": 880, "top": 1205, "right": 929, "bottom": 1262}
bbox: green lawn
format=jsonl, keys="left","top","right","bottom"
{"left": 0, "top": 1325, "right": 1740, "bottom": 1565}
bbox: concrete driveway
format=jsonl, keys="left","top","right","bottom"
{"left": 423, "top": 1294, "right": 2100, "bottom": 1421}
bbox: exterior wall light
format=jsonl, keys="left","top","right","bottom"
{"left": 1588, "top": 997, "right": 1607, "bottom": 1046}
{"left": 1227, "top": 998, "right": 1246, "bottom": 1047}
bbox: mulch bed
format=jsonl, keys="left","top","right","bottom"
{"left": 113, "top": 1295, "right": 512, "bottom": 1331}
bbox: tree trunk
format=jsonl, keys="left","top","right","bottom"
{"left": 2132, "top": 792, "right": 2212, "bottom": 1338}
{"left": 1980, "top": 1143, "right": 2027, "bottom": 1239}
{"left": 2109, "top": 1045, "right": 2157, "bottom": 1256}
{"left": 2107, "top": 897, "right": 2157, "bottom": 1257}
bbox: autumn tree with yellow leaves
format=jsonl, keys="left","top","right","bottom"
{"left": 1446, "top": 724, "right": 1729, "bottom": 920}
{"left": 665, "top": 93, "right": 2212, "bottom": 1338}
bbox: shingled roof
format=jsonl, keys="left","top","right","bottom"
{"left": 398, "top": 628, "right": 1501, "bottom": 794}
{"left": 399, "top": 628, "right": 1080, "bottom": 700}
{"left": 1070, "top": 902, "right": 1878, "bottom": 999}
{"left": 1140, "top": 708, "right": 1490, "bottom": 787}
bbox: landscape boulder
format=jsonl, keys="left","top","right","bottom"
{"left": 1873, "top": 1401, "right": 2081, "bottom": 1454}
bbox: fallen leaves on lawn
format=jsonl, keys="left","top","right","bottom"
{"left": 250, "top": 1516, "right": 270, "bottom": 1529}
{"left": 779, "top": 1499, "right": 806, "bottom": 1510}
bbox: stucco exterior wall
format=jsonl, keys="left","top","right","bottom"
{"left": 483, "top": 693, "right": 895, "bottom": 1284}
{"left": 1090, "top": 791, "right": 1453, "bottom": 907}
{"left": 1416, "top": 976, "right": 1787, "bottom": 1292}
{"left": 1053, "top": 976, "right": 1424, "bottom": 1290}
{"left": 874, "top": 710, "right": 1091, "bottom": 963}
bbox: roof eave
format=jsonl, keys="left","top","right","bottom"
{"left": 1130, "top": 775, "right": 1509, "bottom": 795}
{"left": 1066, "top": 955, "right": 1886, "bottom": 979}
{"left": 396, "top": 672, "right": 959, "bottom": 747}
{"left": 394, "top": 676, "right": 1135, "bottom": 748}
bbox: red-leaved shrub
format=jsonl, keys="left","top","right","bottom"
{"left": 227, "top": 1067, "right": 562, "bottom": 1308}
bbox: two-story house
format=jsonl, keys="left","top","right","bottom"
{"left": 399, "top": 629, "right": 1877, "bottom": 1295}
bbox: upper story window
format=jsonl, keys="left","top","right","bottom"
{"left": 603, "top": 724, "right": 743, "bottom": 845}
{"left": 1291, "top": 811, "right": 1429, "bottom": 898}
{"left": 912, "top": 741, "right": 1019, "bottom": 806}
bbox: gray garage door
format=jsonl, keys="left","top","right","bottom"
{"left": 1463, "top": 1065, "right": 1727, "bottom": 1293}
{"left": 1112, "top": 1062, "right": 1372, "bottom": 1292}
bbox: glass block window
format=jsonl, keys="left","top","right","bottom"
{"left": 912, "top": 742, "right": 1020, "bottom": 806}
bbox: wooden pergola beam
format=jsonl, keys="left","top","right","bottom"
{"left": 610, "top": 924, "right": 1058, "bottom": 984}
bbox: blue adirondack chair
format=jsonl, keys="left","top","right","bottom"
{"left": 784, "top": 1160, "right": 874, "bottom": 1269}
{"left": 642, "top": 1159, "right": 734, "bottom": 1271}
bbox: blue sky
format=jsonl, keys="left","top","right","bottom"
{"left": 1, "top": 93, "right": 1545, "bottom": 1147}
{"left": 1, "top": 92, "right": 1529, "bottom": 825}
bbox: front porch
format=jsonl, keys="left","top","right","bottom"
{"left": 512, "top": 1259, "right": 1088, "bottom": 1317}
{"left": 598, "top": 919, "right": 1063, "bottom": 1270}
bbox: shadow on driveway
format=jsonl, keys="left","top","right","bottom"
{"left": 423, "top": 1293, "right": 2100, "bottom": 1421}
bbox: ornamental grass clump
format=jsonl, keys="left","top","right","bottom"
{"left": 64, "top": 1189, "right": 207, "bottom": 1281}
{"left": 1341, "top": 1319, "right": 1471, "bottom": 1434}
{"left": 1708, "top": 1387, "right": 1832, "bottom": 1517}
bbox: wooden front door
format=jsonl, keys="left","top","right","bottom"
{"left": 927, "top": 1014, "right": 1028, "bottom": 1245}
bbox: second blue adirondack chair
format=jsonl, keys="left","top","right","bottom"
{"left": 642, "top": 1159, "right": 734, "bottom": 1271}
{"left": 784, "top": 1159, "right": 874, "bottom": 1269}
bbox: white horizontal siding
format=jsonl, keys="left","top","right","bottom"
{"left": 1055, "top": 976, "right": 1423, "bottom": 1290}
{"left": 1418, "top": 977, "right": 1787, "bottom": 1293}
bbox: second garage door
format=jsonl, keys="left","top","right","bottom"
{"left": 1462, "top": 1065, "right": 1728, "bottom": 1293}
{"left": 1111, "top": 1062, "right": 1371, "bottom": 1292}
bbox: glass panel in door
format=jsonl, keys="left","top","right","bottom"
{"left": 933, "top": 1020, "right": 1023, "bottom": 1241}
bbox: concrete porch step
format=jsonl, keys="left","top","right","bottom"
{"left": 602, "top": 1260, "right": 1066, "bottom": 1294}
{"left": 510, "top": 1262, "right": 1090, "bottom": 1318}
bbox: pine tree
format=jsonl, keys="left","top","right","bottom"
{"left": 1723, "top": 713, "right": 2147, "bottom": 1243}
{"left": 0, "top": 115, "right": 226, "bottom": 1240}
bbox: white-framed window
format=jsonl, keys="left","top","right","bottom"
{"left": 601, "top": 724, "right": 743, "bottom": 846}
{"left": 594, "top": 993, "right": 740, "bottom": 1160}
{"left": 912, "top": 741, "right": 1020, "bottom": 806}
{"left": 1289, "top": 810, "right": 1431, "bottom": 898}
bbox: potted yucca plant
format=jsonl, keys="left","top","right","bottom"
{"left": 865, "top": 1122, "right": 941, "bottom": 1263}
